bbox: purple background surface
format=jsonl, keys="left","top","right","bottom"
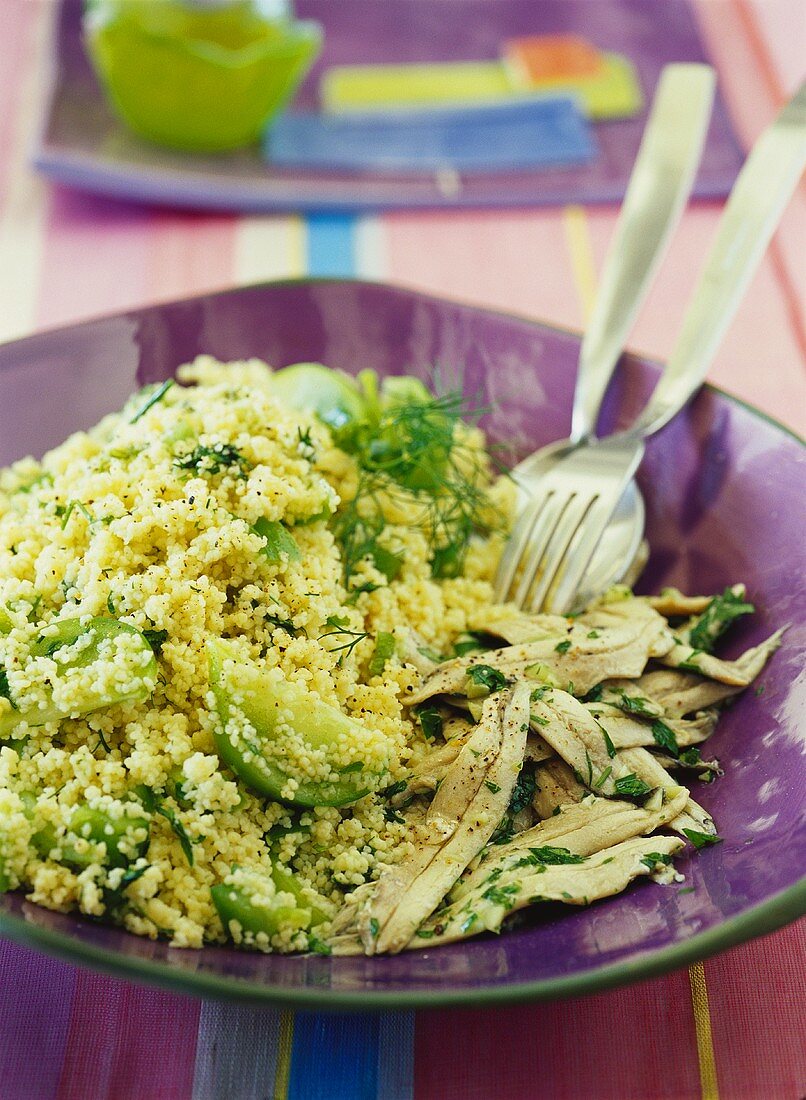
{"left": 34, "top": 0, "right": 745, "bottom": 212}
{"left": 0, "top": 281, "right": 803, "bottom": 1005}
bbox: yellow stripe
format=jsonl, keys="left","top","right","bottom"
{"left": 562, "top": 204, "right": 598, "bottom": 322}
{"left": 563, "top": 203, "right": 720, "bottom": 1100}
{"left": 688, "top": 962, "right": 720, "bottom": 1100}
{"left": 273, "top": 1009, "right": 295, "bottom": 1100}
{"left": 288, "top": 215, "right": 307, "bottom": 277}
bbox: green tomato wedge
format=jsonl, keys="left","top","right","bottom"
{"left": 0, "top": 617, "right": 158, "bottom": 737}
{"left": 208, "top": 638, "right": 378, "bottom": 807}
{"left": 0, "top": 604, "right": 13, "bottom": 635}
{"left": 211, "top": 868, "right": 311, "bottom": 944}
{"left": 270, "top": 864, "right": 330, "bottom": 927}
{"left": 269, "top": 362, "right": 364, "bottom": 431}
{"left": 28, "top": 801, "right": 150, "bottom": 869}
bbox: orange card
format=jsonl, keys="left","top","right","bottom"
{"left": 503, "top": 34, "right": 606, "bottom": 84}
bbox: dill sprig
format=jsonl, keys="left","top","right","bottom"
{"left": 332, "top": 386, "right": 502, "bottom": 584}
{"left": 318, "top": 614, "right": 369, "bottom": 665}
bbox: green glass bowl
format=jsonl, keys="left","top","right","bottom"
{"left": 83, "top": 1, "right": 322, "bottom": 153}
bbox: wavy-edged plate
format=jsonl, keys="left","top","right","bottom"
{"left": 0, "top": 280, "right": 803, "bottom": 1007}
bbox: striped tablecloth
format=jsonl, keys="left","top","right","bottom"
{"left": 1, "top": 2, "right": 804, "bottom": 1098}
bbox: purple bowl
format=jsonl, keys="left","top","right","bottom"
{"left": 0, "top": 280, "right": 803, "bottom": 1007}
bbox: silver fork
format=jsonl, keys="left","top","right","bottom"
{"left": 496, "top": 80, "right": 806, "bottom": 615}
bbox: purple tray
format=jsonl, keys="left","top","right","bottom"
{"left": 0, "top": 280, "right": 803, "bottom": 1007}
{"left": 33, "top": 0, "right": 744, "bottom": 212}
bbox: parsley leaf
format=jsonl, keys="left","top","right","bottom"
{"left": 640, "top": 852, "right": 673, "bottom": 869}
{"left": 527, "top": 846, "right": 585, "bottom": 865}
{"left": 683, "top": 829, "right": 723, "bottom": 849}
{"left": 613, "top": 774, "right": 653, "bottom": 800}
{"left": 466, "top": 665, "right": 509, "bottom": 693}
{"left": 651, "top": 719, "right": 680, "bottom": 757}
{"left": 688, "top": 587, "right": 754, "bottom": 653}
{"left": 554, "top": 639, "right": 572, "bottom": 654}
{"left": 143, "top": 628, "right": 168, "bottom": 656}
{"left": 416, "top": 705, "right": 443, "bottom": 741}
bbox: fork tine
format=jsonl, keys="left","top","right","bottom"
{"left": 512, "top": 490, "right": 576, "bottom": 610}
{"left": 494, "top": 487, "right": 550, "bottom": 602}
{"left": 524, "top": 492, "right": 596, "bottom": 614}
{"left": 545, "top": 493, "right": 621, "bottom": 614}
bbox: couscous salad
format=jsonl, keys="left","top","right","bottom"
{"left": 0, "top": 360, "right": 779, "bottom": 954}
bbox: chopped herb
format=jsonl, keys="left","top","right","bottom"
{"left": 613, "top": 774, "right": 653, "bottom": 800}
{"left": 651, "top": 719, "right": 680, "bottom": 757}
{"left": 414, "top": 928, "right": 436, "bottom": 939}
{"left": 466, "top": 664, "right": 509, "bottom": 694}
{"left": 561, "top": 891, "right": 573, "bottom": 899}
{"left": 640, "top": 852, "right": 673, "bottom": 869}
{"left": 593, "top": 765, "right": 612, "bottom": 789}
{"left": 369, "top": 917, "right": 380, "bottom": 938}
{"left": 340, "top": 761, "right": 365, "bottom": 775}
{"left": 460, "top": 912, "right": 478, "bottom": 933}
{"left": 416, "top": 705, "right": 443, "bottom": 741}
{"left": 554, "top": 639, "right": 572, "bottom": 654}
{"left": 584, "top": 748, "right": 594, "bottom": 787}
{"left": 530, "top": 713, "right": 549, "bottom": 727}
{"left": 587, "top": 630, "right": 600, "bottom": 639}
{"left": 369, "top": 631, "right": 395, "bottom": 676}
{"left": 0, "top": 668, "right": 15, "bottom": 708}
{"left": 584, "top": 683, "right": 604, "bottom": 703}
{"left": 382, "top": 779, "right": 408, "bottom": 800}
{"left": 265, "top": 614, "right": 301, "bottom": 636}
{"left": 678, "top": 747, "right": 703, "bottom": 766}
{"left": 143, "top": 628, "right": 168, "bottom": 656}
{"left": 129, "top": 379, "right": 174, "bottom": 423}
{"left": 95, "top": 730, "right": 111, "bottom": 753}
{"left": 59, "top": 499, "right": 95, "bottom": 530}
{"left": 527, "top": 846, "right": 585, "bottom": 865}
{"left": 754, "top": 684, "right": 765, "bottom": 697}
{"left": 174, "top": 443, "right": 251, "bottom": 478}
{"left": 485, "top": 781, "right": 501, "bottom": 794}
{"left": 688, "top": 587, "right": 754, "bottom": 652}
{"left": 346, "top": 581, "right": 380, "bottom": 604}
{"left": 136, "top": 787, "right": 194, "bottom": 866}
{"left": 601, "top": 727, "right": 617, "bottom": 759}
{"left": 490, "top": 817, "right": 515, "bottom": 845}
{"left": 678, "top": 886, "right": 696, "bottom": 895}
{"left": 307, "top": 934, "right": 332, "bottom": 956}
{"left": 482, "top": 883, "right": 520, "bottom": 909}
{"left": 682, "top": 829, "right": 723, "bottom": 850}
{"left": 617, "top": 691, "right": 656, "bottom": 718}
{"left": 508, "top": 763, "right": 536, "bottom": 816}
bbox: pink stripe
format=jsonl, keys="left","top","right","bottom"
{"left": 414, "top": 970, "right": 701, "bottom": 1100}
{"left": 35, "top": 189, "right": 238, "bottom": 332}
{"left": 693, "top": 0, "right": 806, "bottom": 367}
{"left": 384, "top": 210, "right": 584, "bottom": 332}
{"left": 0, "top": 0, "right": 38, "bottom": 212}
{"left": 0, "top": 940, "right": 77, "bottom": 1098}
{"left": 55, "top": 971, "right": 200, "bottom": 1100}
{"left": 706, "top": 920, "right": 806, "bottom": 1099}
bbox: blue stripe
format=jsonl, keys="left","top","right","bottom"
{"left": 290, "top": 215, "right": 396, "bottom": 1100}
{"left": 378, "top": 1011, "right": 416, "bottom": 1100}
{"left": 305, "top": 213, "right": 357, "bottom": 277}
{"left": 287, "top": 1012, "right": 381, "bottom": 1100}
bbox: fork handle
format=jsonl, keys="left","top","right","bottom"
{"left": 627, "top": 81, "right": 806, "bottom": 440}
{"left": 570, "top": 64, "right": 716, "bottom": 444}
